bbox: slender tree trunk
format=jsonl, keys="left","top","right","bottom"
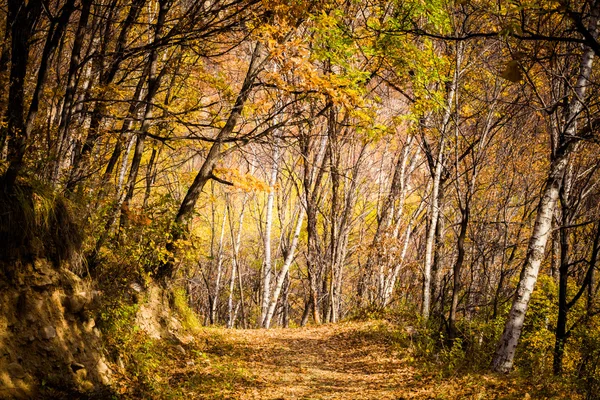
{"left": 300, "top": 297, "right": 311, "bottom": 327}
{"left": 430, "top": 199, "right": 446, "bottom": 315}
{"left": 492, "top": 18, "right": 597, "bottom": 370}
{"left": 227, "top": 196, "right": 246, "bottom": 328}
{"left": 422, "top": 142, "right": 445, "bottom": 319}
{"left": 66, "top": 0, "right": 146, "bottom": 192}
{"left": 1, "top": 0, "right": 43, "bottom": 189}
{"left": 52, "top": 0, "right": 92, "bottom": 182}
{"left": 381, "top": 199, "right": 424, "bottom": 307}
{"left": 422, "top": 42, "right": 462, "bottom": 319}
{"left": 261, "top": 135, "right": 279, "bottom": 325}
{"left": 449, "top": 206, "right": 469, "bottom": 339}
{"left": 553, "top": 207, "right": 569, "bottom": 374}
{"left": 98, "top": 65, "right": 149, "bottom": 192}
{"left": 143, "top": 147, "right": 159, "bottom": 209}
{"left": 491, "top": 176, "right": 563, "bottom": 371}
{"left": 263, "top": 207, "right": 305, "bottom": 328}
{"left": 588, "top": 222, "right": 600, "bottom": 317}
{"left": 120, "top": 0, "right": 171, "bottom": 226}
{"left": 282, "top": 272, "right": 290, "bottom": 327}
{"left": 209, "top": 208, "right": 227, "bottom": 325}
{"left": 158, "top": 42, "right": 264, "bottom": 281}
{"left": 19, "top": 0, "right": 77, "bottom": 175}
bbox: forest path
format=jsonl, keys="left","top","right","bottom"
{"left": 219, "top": 321, "right": 418, "bottom": 400}
{"left": 183, "top": 320, "right": 523, "bottom": 400}
{"left": 129, "top": 319, "right": 564, "bottom": 399}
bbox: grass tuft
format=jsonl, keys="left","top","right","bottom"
{"left": 0, "top": 181, "right": 82, "bottom": 267}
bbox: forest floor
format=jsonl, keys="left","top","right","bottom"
{"left": 113, "top": 320, "right": 577, "bottom": 399}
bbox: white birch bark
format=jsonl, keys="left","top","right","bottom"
{"left": 227, "top": 196, "right": 246, "bottom": 328}
{"left": 422, "top": 42, "right": 462, "bottom": 319}
{"left": 117, "top": 135, "right": 136, "bottom": 195}
{"left": 492, "top": 12, "right": 598, "bottom": 370}
{"left": 263, "top": 206, "right": 305, "bottom": 328}
{"left": 382, "top": 199, "right": 425, "bottom": 307}
{"left": 260, "top": 136, "right": 280, "bottom": 324}
{"left": 422, "top": 137, "right": 445, "bottom": 319}
{"left": 210, "top": 207, "right": 228, "bottom": 324}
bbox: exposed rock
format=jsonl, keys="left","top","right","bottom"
{"left": 75, "top": 367, "right": 87, "bottom": 380}
{"left": 59, "top": 268, "right": 81, "bottom": 289}
{"left": 95, "top": 358, "right": 112, "bottom": 385}
{"left": 130, "top": 282, "right": 143, "bottom": 292}
{"left": 2, "top": 260, "right": 111, "bottom": 397}
{"left": 79, "top": 380, "right": 95, "bottom": 391}
{"left": 175, "top": 345, "right": 186, "bottom": 355}
{"left": 31, "top": 272, "right": 55, "bottom": 288}
{"left": 33, "top": 259, "right": 53, "bottom": 272}
{"left": 7, "top": 362, "right": 26, "bottom": 379}
{"left": 30, "top": 260, "right": 58, "bottom": 288}
{"left": 41, "top": 326, "right": 56, "bottom": 340}
{"left": 71, "top": 362, "right": 85, "bottom": 372}
{"left": 117, "top": 356, "right": 125, "bottom": 370}
{"left": 84, "top": 318, "right": 95, "bottom": 332}
{"left": 66, "top": 292, "right": 89, "bottom": 314}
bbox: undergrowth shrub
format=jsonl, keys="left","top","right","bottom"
{"left": 96, "top": 288, "right": 176, "bottom": 397}
{"left": 516, "top": 274, "right": 558, "bottom": 379}
{"left": 0, "top": 181, "right": 82, "bottom": 266}
{"left": 572, "top": 318, "right": 600, "bottom": 399}
{"left": 346, "top": 304, "right": 388, "bottom": 321}
{"left": 87, "top": 192, "right": 178, "bottom": 282}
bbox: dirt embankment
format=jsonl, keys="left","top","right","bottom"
{"left": 0, "top": 259, "right": 112, "bottom": 399}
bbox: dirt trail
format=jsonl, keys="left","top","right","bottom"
{"left": 214, "top": 321, "right": 425, "bottom": 400}
{"left": 119, "top": 320, "right": 568, "bottom": 399}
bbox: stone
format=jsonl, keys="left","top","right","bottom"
{"left": 80, "top": 380, "right": 94, "bottom": 391}
{"left": 7, "top": 362, "right": 26, "bottom": 379}
{"left": 175, "top": 345, "right": 186, "bottom": 355}
{"left": 129, "top": 282, "right": 143, "bottom": 292}
{"left": 30, "top": 260, "right": 57, "bottom": 288}
{"left": 33, "top": 259, "right": 52, "bottom": 272}
{"left": 95, "top": 358, "right": 112, "bottom": 385}
{"left": 41, "top": 326, "right": 56, "bottom": 340}
{"left": 84, "top": 318, "right": 95, "bottom": 332}
{"left": 117, "top": 356, "right": 125, "bottom": 370}
{"left": 66, "top": 293, "right": 89, "bottom": 314}
{"left": 31, "top": 273, "right": 54, "bottom": 288}
{"left": 71, "top": 362, "right": 86, "bottom": 372}
{"left": 75, "top": 368, "right": 88, "bottom": 380}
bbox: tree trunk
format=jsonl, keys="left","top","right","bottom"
{"left": 261, "top": 135, "right": 280, "bottom": 325}
{"left": 1, "top": 0, "right": 43, "bottom": 189}
{"left": 65, "top": 0, "right": 146, "bottom": 192}
{"left": 491, "top": 152, "right": 569, "bottom": 372}
{"left": 449, "top": 206, "right": 469, "bottom": 339}
{"left": 120, "top": 0, "right": 171, "bottom": 226}
{"left": 209, "top": 208, "right": 227, "bottom": 325}
{"left": 157, "top": 41, "right": 264, "bottom": 281}
{"left": 491, "top": 18, "right": 597, "bottom": 371}
{"left": 51, "top": 0, "right": 91, "bottom": 182}
{"left": 263, "top": 207, "right": 304, "bottom": 328}
{"left": 422, "top": 141, "right": 445, "bottom": 319}
{"left": 227, "top": 196, "right": 246, "bottom": 328}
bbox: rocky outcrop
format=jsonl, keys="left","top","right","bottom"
{"left": 0, "top": 259, "right": 112, "bottom": 399}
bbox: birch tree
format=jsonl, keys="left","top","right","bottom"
{"left": 492, "top": 2, "right": 600, "bottom": 372}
